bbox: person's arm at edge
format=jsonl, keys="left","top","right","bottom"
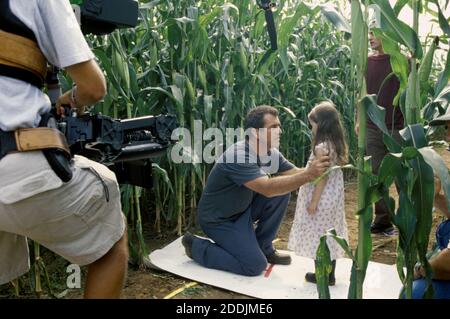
{"left": 429, "top": 249, "right": 450, "bottom": 280}
{"left": 56, "top": 60, "right": 106, "bottom": 111}
{"left": 417, "top": 249, "right": 450, "bottom": 280}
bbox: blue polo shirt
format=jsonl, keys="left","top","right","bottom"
{"left": 197, "top": 140, "right": 294, "bottom": 225}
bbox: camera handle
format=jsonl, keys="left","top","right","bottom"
{"left": 257, "top": 0, "right": 278, "bottom": 50}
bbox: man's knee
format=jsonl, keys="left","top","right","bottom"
{"left": 241, "top": 257, "right": 267, "bottom": 276}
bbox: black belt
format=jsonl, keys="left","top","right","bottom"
{"left": 0, "top": 130, "right": 17, "bottom": 160}
{"left": 0, "top": 128, "right": 73, "bottom": 182}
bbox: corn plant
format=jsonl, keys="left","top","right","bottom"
{"left": 317, "top": 0, "right": 450, "bottom": 299}
{"left": 351, "top": 0, "right": 372, "bottom": 299}
{"left": 355, "top": 0, "right": 450, "bottom": 299}
{"left": 86, "top": 0, "right": 359, "bottom": 266}
{"left": 1, "top": 0, "right": 386, "bottom": 296}
{"left": 316, "top": 0, "right": 373, "bottom": 299}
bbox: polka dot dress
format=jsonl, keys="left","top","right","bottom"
{"left": 288, "top": 142, "right": 348, "bottom": 260}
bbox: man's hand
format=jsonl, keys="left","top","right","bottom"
{"left": 305, "top": 153, "right": 330, "bottom": 181}
{"left": 354, "top": 123, "right": 359, "bottom": 136}
{"left": 55, "top": 89, "right": 85, "bottom": 117}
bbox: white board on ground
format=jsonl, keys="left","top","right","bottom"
{"left": 148, "top": 237, "right": 402, "bottom": 299}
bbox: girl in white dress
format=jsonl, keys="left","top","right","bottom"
{"left": 288, "top": 101, "right": 349, "bottom": 285}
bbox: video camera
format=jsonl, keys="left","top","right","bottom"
{"left": 53, "top": 109, "right": 178, "bottom": 189}
{"left": 45, "top": 0, "right": 178, "bottom": 188}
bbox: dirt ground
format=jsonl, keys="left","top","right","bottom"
{"left": 2, "top": 146, "right": 449, "bottom": 299}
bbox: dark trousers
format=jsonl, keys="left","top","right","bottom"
{"left": 191, "top": 193, "right": 290, "bottom": 276}
{"left": 411, "top": 279, "right": 450, "bottom": 299}
{"left": 366, "top": 126, "right": 402, "bottom": 226}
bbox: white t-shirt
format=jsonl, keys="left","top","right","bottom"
{"left": 0, "top": 0, "right": 94, "bottom": 131}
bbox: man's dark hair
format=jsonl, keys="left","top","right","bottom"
{"left": 244, "top": 105, "right": 279, "bottom": 130}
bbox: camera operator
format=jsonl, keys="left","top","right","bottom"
{"left": 0, "top": 0, "right": 127, "bottom": 298}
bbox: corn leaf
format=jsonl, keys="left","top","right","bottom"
{"left": 351, "top": 0, "right": 367, "bottom": 76}
{"left": 418, "top": 37, "right": 439, "bottom": 108}
{"left": 393, "top": 0, "right": 410, "bottom": 16}
{"left": 320, "top": 4, "right": 351, "bottom": 34}
{"left": 315, "top": 235, "right": 332, "bottom": 299}
{"left": 371, "top": 0, "right": 423, "bottom": 58}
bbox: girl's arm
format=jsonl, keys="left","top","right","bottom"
{"left": 307, "top": 176, "right": 328, "bottom": 214}
{"left": 307, "top": 143, "right": 330, "bottom": 214}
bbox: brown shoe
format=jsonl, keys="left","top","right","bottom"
{"left": 182, "top": 232, "right": 194, "bottom": 259}
{"left": 266, "top": 250, "right": 291, "bottom": 265}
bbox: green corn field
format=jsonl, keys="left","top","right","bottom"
{"left": 2, "top": 0, "right": 450, "bottom": 299}
{"left": 85, "top": 0, "right": 360, "bottom": 268}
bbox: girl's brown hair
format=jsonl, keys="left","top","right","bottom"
{"left": 308, "top": 101, "right": 348, "bottom": 165}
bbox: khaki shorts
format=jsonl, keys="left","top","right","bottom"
{"left": 0, "top": 152, "right": 125, "bottom": 285}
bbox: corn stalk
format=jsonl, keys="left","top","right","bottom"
{"left": 350, "top": 0, "right": 372, "bottom": 299}
{"left": 359, "top": 0, "right": 450, "bottom": 298}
